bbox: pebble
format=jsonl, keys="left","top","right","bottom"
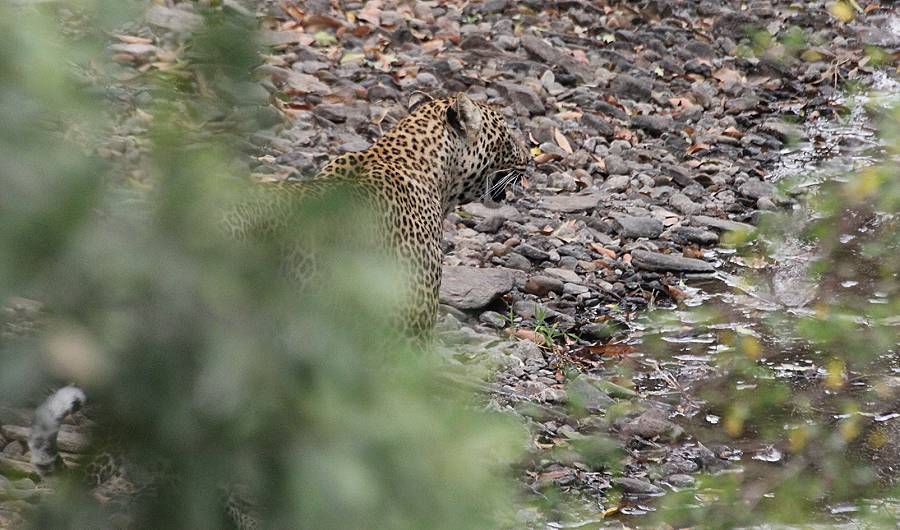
{"left": 612, "top": 477, "right": 663, "bottom": 496}
{"left": 614, "top": 216, "right": 664, "bottom": 239}
{"left": 667, "top": 474, "right": 696, "bottom": 488}
{"left": 603, "top": 174, "right": 630, "bottom": 192}
{"left": 566, "top": 376, "right": 614, "bottom": 413}
{"left": 517, "top": 244, "right": 549, "bottom": 261}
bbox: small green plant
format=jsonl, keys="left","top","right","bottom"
{"left": 532, "top": 307, "right": 577, "bottom": 350}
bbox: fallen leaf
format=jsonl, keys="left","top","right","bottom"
{"left": 686, "top": 141, "right": 711, "bottom": 155}
{"left": 534, "top": 152, "right": 561, "bottom": 164}
{"left": 515, "top": 328, "right": 546, "bottom": 346}
{"left": 554, "top": 128, "right": 574, "bottom": 154}
{"left": 281, "top": 2, "right": 305, "bottom": 22}
{"left": 358, "top": 0, "right": 383, "bottom": 26}
{"left": 712, "top": 67, "right": 743, "bottom": 85}
{"left": 556, "top": 110, "right": 583, "bottom": 121}
{"left": 304, "top": 14, "right": 346, "bottom": 30}
{"left": 114, "top": 34, "right": 153, "bottom": 45}
{"left": 589, "top": 243, "right": 617, "bottom": 259}
{"left": 665, "top": 284, "right": 688, "bottom": 303}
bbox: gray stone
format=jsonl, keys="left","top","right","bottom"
{"left": 565, "top": 376, "right": 614, "bottom": 413}
{"left": 623, "top": 409, "right": 683, "bottom": 442}
{"left": 669, "top": 193, "right": 702, "bottom": 215}
{"left": 612, "top": 477, "right": 663, "bottom": 496}
{"left": 631, "top": 250, "right": 714, "bottom": 273}
{"left": 313, "top": 104, "right": 353, "bottom": 123}
{"left": 631, "top": 114, "right": 674, "bottom": 135}
{"left": 615, "top": 216, "right": 664, "bottom": 239}
{"left": 668, "top": 226, "right": 719, "bottom": 245}
{"left": 603, "top": 174, "right": 630, "bottom": 192}
{"left": 503, "top": 252, "right": 532, "bottom": 271}
{"left": 541, "top": 193, "right": 601, "bottom": 213}
{"left": 739, "top": 179, "right": 776, "bottom": 199}
{"left": 757, "top": 196, "right": 777, "bottom": 210}
{"left": 543, "top": 267, "right": 581, "bottom": 284}
{"left": 692, "top": 215, "right": 755, "bottom": 233}
{"left": 508, "top": 340, "right": 545, "bottom": 364}
{"left": 474, "top": 215, "right": 505, "bottom": 233}
{"left": 760, "top": 120, "right": 803, "bottom": 142}
{"left": 563, "top": 283, "right": 589, "bottom": 295}
{"left": 582, "top": 113, "right": 615, "bottom": 137}
{"left": 725, "top": 94, "right": 759, "bottom": 113}
{"left": 415, "top": 72, "right": 439, "bottom": 88}
{"left": 604, "top": 155, "right": 630, "bottom": 175}
{"left": 668, "top": 474, "right": 696, "bottom": 487}
{"left": 520, "top": 35, "right": 594, "bottom": 83}
{"left": 512, "top": 300, "right": 563, "bottom": 321}
{"left": 479, "top": 311, "right": 507, "bottom": 329}
{"left": 461, "top": 202, "right": 519, "bottom": 220}
{"left": 609, "top": 74, "right": 653, "bottom": 101}
{"left": 517, "top": 244, "right": 550, "bottom": 261}
{"left": 661, "top": 457, "right": 699, "bottom": 476}
{"left": 479, "top": 0, "right": 508, "bottom": 14}
{"left": 2, "top": 441, "right": 23, "bottom": 457}
{"left": 439, "top": 266, "right": 515, "bottom": 309}
{"left": 501, "top": 83, "right": 546, "bottom": 115}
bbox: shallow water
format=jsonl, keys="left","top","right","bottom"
{"left": 620, "top": 31, "right": 900, "bottom": 529}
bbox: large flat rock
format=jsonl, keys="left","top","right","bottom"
{"left": 631, "top": 250, "right": 715, "bottom": 273}
{"left": 540, "top": 192, "right": 602, "bottom": 213}
{"left": 440, "top": 266, "right": 515, "bottom": 310}
{"left": 692, "top": 215, "right": 755, "bottom": 233}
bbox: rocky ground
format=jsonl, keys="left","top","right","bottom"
{"left": 2, "top": 0, "right": 899, "bottom": 527}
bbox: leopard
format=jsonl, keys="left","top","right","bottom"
{"left": 27, "top": 92, "right": 530, "bottom": 527}
{"left": 221, "top": 92, "right": 531, "bottom": 340}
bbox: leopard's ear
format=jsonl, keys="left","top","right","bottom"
{"left": 446, "top": 93, "right": 482, "bottom": 143}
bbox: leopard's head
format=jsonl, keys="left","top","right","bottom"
{"left": 442, "top": 93, "right": 531, "bottom": 211}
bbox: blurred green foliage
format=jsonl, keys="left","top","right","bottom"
{"left": 0, "top": 2, "right": 520, "bottom": 528}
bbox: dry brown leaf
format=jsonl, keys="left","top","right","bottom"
{"left": 304, "top": 14, "right": 346, "bottom": 30}
{"left": 422, "top": 39, "right": 445, "bottom": 53}
{"left": 713, "top": 67, "right": 743, "bottom": 85}
{"left": 358, "top": 0, "right": 383, "bottom": 26}
{"left": 554, "top": 128, "right": 574, "bottom": 154}
{"left": 686, "top": 142, "right": 711, "bottom": 155}
{"left": 589, "top": 243, "right": 617, "bottom": 259}
{"left": 556, "top": 110, "right": 583, "bottom": 121}
{"left": 534, "top": 152, "right": 561, "bottom": 164}
{"left": 281, "top": 2, "right": 305, "bottom": 22}
{"left": 115, "top": 34, "right": 153, "bottom": 45}
{"left": 514, "top": 328, "right": 546, "bottom": 346}
{"left": 665, "top": 284, "right": 688, "bottom": 304}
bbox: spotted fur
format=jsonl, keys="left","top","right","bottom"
{"left": 222, "top": 93, "right": 531, "bottom": 339}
